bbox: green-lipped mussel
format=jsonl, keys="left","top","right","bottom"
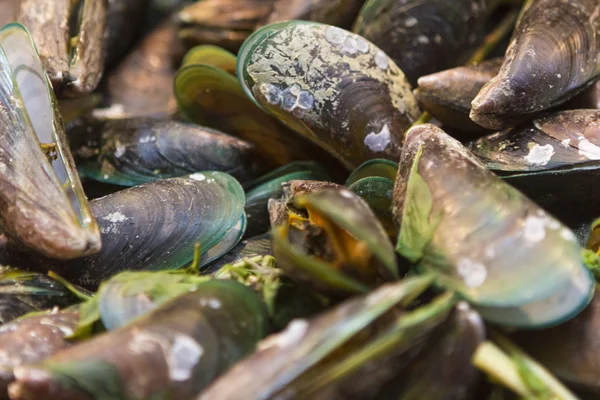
{"left": 269, "top": 180, "right": 398, "bottom": 297}
{"left": 237, "top": 20, "right": 421, "bottom": 169}
{"left": 469, "top": 110, "right": 600, "bottom": 227}
{"left": 0, "top": 23, "right": 100, "bottom": 260}
{"left": 69, "top": 118, "right": 264, "bottom": 187}
{"left": 394, "top": 123, "right": 594, "bottom": 328}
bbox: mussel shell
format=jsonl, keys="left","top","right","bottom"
{"left": 197, "top": 276, "right": 433, "bottom": 400}
{"left": 70, "top": 118, "right": 263, "bottom": 186}
{"left": 177, "top": 0, "right": 274, "bottom": 53}
{"left": 514, "top": 288, "right": 600, "bottom": 395}
{"left": 471, "top": 0, "right": 600, "bottom": 129}
{"left": 394, "top": 124, "right": 593, "bottom": 327}
{"left": 175, "top": 62, "right": 335, "bottom": 167}
{"left": 204, "top": 234, "right": 272, "bottom": 273}
{"left": 353, "top": 0, "right": 491, "bottom": 86}
{"left": 348, "top": 177, "right": 396, "bottom": 239}
{"left": 9, "top": 281, "right": 269, "bottom": 400}
{"left": 271, "top": 183, "right": 397, "bottom": 297}
{"left": 0, "top": 268, "right": 82, "bottom": 324}
{"left": 238, "top": 20, "right": 421, "bottom": 169}
{"left": 16, "top": 0, "right": 107, "bottom": 96}
{"left": 263, "top": 0, "right": 365, "bottom": 29}
{"left": 34, "top": 173, "right": 246, "bottom": 289}
{"left": 0, "top": 310, "right": 79, "bottom": 396}
{"left": 104, "top": 19, "right": 180, "bottom": 119}
{"left": 414, "top": 58, "right": 502, "bottom": 135}
{"left": 0, "top": 23, "right": 100, "bottom": 260}
{"left": 469, "top": 110, "right": 600, "bottom": 226}
{"left": 345, "top": 158, "right": 398, "bottom": 186}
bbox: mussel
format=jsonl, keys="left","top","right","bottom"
{"left": 0, "top": 310, "right": 80, "bottom": 397}
{"left": 237, "top": 20, "right": 421, "bottom": 169}
{"left": 15, "top": 173, "right": 246, "bottom": 289}
{"left": 471, "top": 0, "right": 600, "bottom": 129}
{"left": 469, "top": 110, "right": 600, "bottom": 227}
{"left": 16, "top": 0, "right": 107, "bottom": 96}
{"left": 269, "top": 181, "right": 398, "bottom": 297}
{"left": 414, "top": 58, "right": 502, "bottom": 135}
{"left": 0, "top": 23, "right": 100, "bottom": 260}
{"left": 69, "top": 118, "right": 263, "bottom": 186}
{"left": 353, "top": 0, "right": 493, "bottom": 86}
{"left": 394, "top": 123, "right": 594, "bottom": 328}
{"left": 9, "top": 281, "right": 269, "bottom": 400}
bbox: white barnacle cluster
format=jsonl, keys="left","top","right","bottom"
{"left": 324, "top": 26, "right": 370, "bottom": 56}
{"left": 259, "top": 82, "right": 315, "bottom": 117}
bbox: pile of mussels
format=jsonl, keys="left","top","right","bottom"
{"left": 0, "top": 0, "right": 599, "bottom": 399}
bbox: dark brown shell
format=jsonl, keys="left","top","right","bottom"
{"left": 471, "top": 0, "right": 600, "bottom": 129}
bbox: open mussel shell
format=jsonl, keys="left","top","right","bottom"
{"left": 415, "top": 58, "right": 502, "bottom": 136}
{"left": 353, "top": 0, "right": 491, "bottom": 87}
{"left": 514, "top": 286, "right": 600, "bottom": 395}
{"left": 69, "top": 117, "right": 263, "bottom": 186}
{"left": 16, "top": 0, "right": 106, "bottom": 96}
{"left": 0, "top": 267, "right": 82, "bottom": 324}
{"left": 263, "top": 0, "right": 365, "bottom": 29}
{"left": 198, "top": 276, "right": 450, "bottom": 400}
{"left": 175, "top": 60, "right": 335, "bottom": 168}
{"left": 0, "top": 23, "right": 101, "bottom": 260}
{"left": 469, "top": 110, "right": 600, "bottom": 226}
{"left": 8, "top": 281, "right": 269, "bottom": 400}
{"left": 102, "top": 19, "right": 180, "bottom": 119}
{"left": 471, "top": 0, "right": 600, "bottom": 130}
{"left": 177, "top": 0, "right": 274, "bottom": 53}
{"left": 30, "top": 172, "right": 245, "bottom": 289}
{"left": 245, "top": 161, "right": 331, "bottom": 238}
{"left": 394, "top": 124, "right": 594, "bottom": 328}
{"left": 0, "top": 310, "right": 80, "bottom": 396}
{"left": 270, "top": 182, "right": 398, "bottom": 297}
{"left": 238, "top": 20, "right": 421, "bottom": 169}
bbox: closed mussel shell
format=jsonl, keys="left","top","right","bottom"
{"left": 394, "top": 124, "right": 594, "bottom": 328}
{"left": 0, "top": 310, "right": 80, "bottom": 397}
{"left": 238, "top": 20, "right": 421, "bottom": 169}
{"left": 469, "top": 110, "right": 600, "bottom": 226}
{"left": 414, "top": 58, "right": 502, "bottom": 136}
{"left": 70, "top": 118, "right": 263, "bottom": 186}
{"left": 353, "top": 0, "right": 491, "bottom": 86}
{"left": 471, "top": 0, "right": 600, "bottom": 129}
{"left": 8, "top": 281, "right": 269, "bottom": 400}
{"left": 36, "top": 173, "right": 245, "bottom": 289}
{"left": 17, "top": 0, "right": 107, "bottom": 96}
